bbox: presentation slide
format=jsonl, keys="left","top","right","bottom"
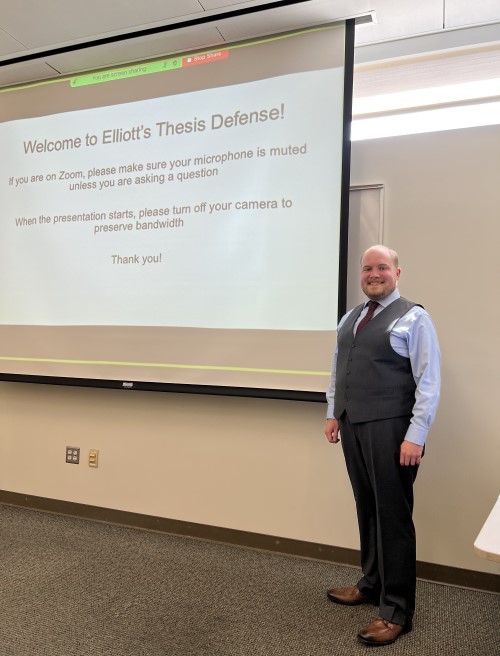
{"left": 0, "top": 25, "right": 350, "bottom": 395}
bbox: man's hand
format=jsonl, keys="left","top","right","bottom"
{"left": 400, "top": 440, "right": 423, "bottom": 466}
{"left": 324, "top": 419, "right": 340, "bottom": 443}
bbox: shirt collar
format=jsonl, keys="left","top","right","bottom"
{"left": 364, "top": 288, "right": 400, "bottom": 309}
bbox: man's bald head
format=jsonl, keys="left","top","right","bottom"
{"left": 360, "top": 245, "right": 401, "bottom": 301}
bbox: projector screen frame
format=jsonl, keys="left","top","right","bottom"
{"left": 0, "top": 19, "right": 355, "bottom": 403}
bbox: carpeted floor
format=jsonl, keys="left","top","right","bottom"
{"left": 0, "top": 503, "right": 498, "bottom": 656}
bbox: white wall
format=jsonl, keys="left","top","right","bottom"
{"left": 1, "top": 123, "right": 499, "bottom": 575}
{"left": 350, "top": 124, "right": 500, "bottom": 574}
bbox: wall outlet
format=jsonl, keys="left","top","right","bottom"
{"left": 88, "top": 449, "right": 99, "bottom": 468}
{"left": 66, "top": 447, "right": 80, "bottom": 464}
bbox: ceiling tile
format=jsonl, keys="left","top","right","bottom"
{"left": 0, "top": 0, "right": 204, "bottom": 49}
{"left": 355, "top": 0, "right": 443, "bottom": 45}
{"left": 445, "top": 0, "right": 500, "bottom": 28}
{"left": 0, "top": 61, "right": 59, "bottom": 88}
{"left": 214, "top": 0, "right": 371, "bottom": 41}
{"left": 0, "top": 28, "right": 25, "bottom": 57}
{"left": 201, "top": 0, "right": 276, "bottom": 8}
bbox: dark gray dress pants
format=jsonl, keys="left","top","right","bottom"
{"left": 339, "top": 412, "right": 419, "bottom": 627}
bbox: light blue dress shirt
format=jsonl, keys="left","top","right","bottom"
{"left": 326, "top": 289, "right": 441, "bottom": 446}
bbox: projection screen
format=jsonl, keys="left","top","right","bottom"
{"left": 0, "top": 21, "right": 354, "bottom": 400}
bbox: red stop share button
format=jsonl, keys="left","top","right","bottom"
{"left": 183, "top": 50, "right": 229, "bottom": 67}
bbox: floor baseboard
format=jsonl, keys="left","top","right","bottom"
{"left": 1, "top": 490, "right": 498, "bottom": 593}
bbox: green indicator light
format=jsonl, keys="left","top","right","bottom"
{"left": 71, "top": 57, "right": 182, "bottom": 87}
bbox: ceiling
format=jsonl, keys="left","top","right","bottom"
{"left": 0, "top": 0, "right": 499, "bottom": 89}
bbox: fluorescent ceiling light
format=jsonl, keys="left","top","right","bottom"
{"left": 353, "top": 78, "right": 500, "bottom": 116}
{"left": 351, "top": 101, "right": 500, "bottom": 140}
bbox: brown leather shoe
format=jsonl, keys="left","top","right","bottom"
{"left": 326, "top": 585, "right": 374, "bottom": 605}
{"left": 357, "top": 617, "right": 412, "bottom": 646}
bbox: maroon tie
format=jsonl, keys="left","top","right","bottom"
{"left": 356, "top": 301, "right": 379, "bottom": 335}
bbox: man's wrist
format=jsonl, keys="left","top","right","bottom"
{"left": 404, "top": 424, "right": 427, "bottom": 447}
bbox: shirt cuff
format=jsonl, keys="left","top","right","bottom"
{"left": 404, "top": 423, "right": 428, "bottom": 447}
{"left": 326, "top": 404, "right": 335, "bottom": 420}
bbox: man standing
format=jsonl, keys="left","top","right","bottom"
{"left": 324, "top": 245, "right": 440, "bottom": 646}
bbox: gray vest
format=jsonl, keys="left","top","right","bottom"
{"left": 334, "top": 297, "right": 419, "bottom": 423}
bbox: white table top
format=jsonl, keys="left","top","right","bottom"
{"left": 474, "top": 495, "right": 500, "bottom": 563}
